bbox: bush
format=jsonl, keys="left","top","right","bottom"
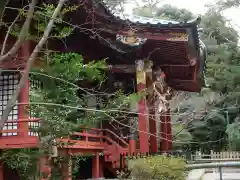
{"left": 126, "top": 155, "right": 186, "bottom": 180}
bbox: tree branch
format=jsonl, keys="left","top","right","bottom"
{"left": 0, "top": 0, "right": 37, "bottom": 63}
{"left": 0, "top": 0, "right": 67, "bottom": 128}
{"left": 1, "top": 13, "right": 20, "bottom": 55}
{"left": 0, "top": 0, "right": 10, "bottom": 26}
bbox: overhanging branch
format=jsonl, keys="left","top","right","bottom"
{"left": 0, "top": 0, "right": 37, "bottom": 63}
{"left": 0, "top": 0, "right": 67, "bottom": 128}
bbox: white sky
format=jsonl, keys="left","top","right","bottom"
{"left": 124, "top": 0, "right": 240, "bottom": 32}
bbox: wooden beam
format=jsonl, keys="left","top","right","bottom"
{"left": 18, "top": 41, "right": 31, "bottom": 138}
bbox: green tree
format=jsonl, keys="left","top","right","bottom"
{"left": 226, "top": 116, "right": 240, "bottom": 150}
{"left": 133, "top": 0, "right": 163, "bottom": 17}
{"left": 215, "top": 0, "right": 240, "bottom": 10}
{"left": 103, "top": 0, "right": 127, "bottom": 11}
{"left": 156, "top": 4, "right": 195, "bottom": 22}
{"left": 118, "top": 155, "right": 186, "bottom": 180}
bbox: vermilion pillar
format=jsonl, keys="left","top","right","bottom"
{"left": 40, "top": 157, "right": 51, "bottom": 180}
{"left": 149, "top": 108, "right": 158, "bottom": 153}
{"left": 18, "top": 41, "right": 30, "bottom": 137}
{"left": 160, "top": 107, "right": 172, "bottom": 152}
{"left": 129, "top": 105, "right": 137, "bottom": 155}
{"left": 92, "top": 153, "right": 103, "bottom": 178}
{"left": 166, "top": 108, "right": 173, "bottom": 151}
{"left": 135, "top": 60, "right": 149, "bottom": 153}
{"left": 160, "top": 114, "right": 167, "bottom": 152}
{"left": 146, "top": 64, "right": 158, "bottom": 153}
{"left": 129, "top": 131, "right": 136, "bottom": 155}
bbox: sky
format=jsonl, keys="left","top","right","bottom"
{"left": 123, "top": 0, "right": 240, "bottom": 32}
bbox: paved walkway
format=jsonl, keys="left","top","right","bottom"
{"left": 187, "top": 168, "right": 240, "bottom": 180}
{"left": 187, "top": 169, "right": 206, "bottom": 180}
{"left": 202, "top": 172, "right": 240, "bottom": 180}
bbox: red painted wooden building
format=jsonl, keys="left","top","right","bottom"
{"left": 0, "top": 0, "right": 207, "bottom": 179}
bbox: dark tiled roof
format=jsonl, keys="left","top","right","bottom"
{"left": 98, "top": 0, "right": 201, "bottom": 28}
{"left": 112, "top": 14, "right": 201, "bottom": 29}
{"left": 114, "top": 14, "right": 180, "bottom": 24}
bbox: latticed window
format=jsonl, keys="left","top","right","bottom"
{"left": 0, "top": 72, "right": 19, "bottom": 136}
{"left": 29, "top": 77, "right": 42, "bottom": 136}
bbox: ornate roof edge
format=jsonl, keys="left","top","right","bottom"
{"left": 112, "top": 14, "right": 201, "bottom": 28}
{"left": 97, "top": 0, "right": 201, "bottom": 28}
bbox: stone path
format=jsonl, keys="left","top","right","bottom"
{"left": 187, "top": 168, "right": 240, "bottom": 180}
{"left": 202, "top": 172, "right": 240, "bottom": 180}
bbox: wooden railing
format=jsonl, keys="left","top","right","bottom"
{"left": 64, "top": 128, "right": 129, "bottom": 151}
{"left": 0, "top": 119, "right": 129, "bottom": 153}
{"left": 210, "top": 151, "right": 240, "bottom": 160}
{"left": 0, "top": 118, "right": 40, "bottom": 135}
{"left": 0, "top": 118, "right": 40, "bottom": 148}
{"left": 193, "top": 151, "right": 240, "bottom": 162}
{"left": 81, "top": 128, "right": 128, "bottom": 147}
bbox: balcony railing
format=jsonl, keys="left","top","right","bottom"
{"left": 0, "top": 120, "right": 129, "bottom": 154}
{"left": 0, "top": 118, "right": 40, "bottom": 148}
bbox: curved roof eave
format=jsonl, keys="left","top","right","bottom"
{"left": 97, "top": 0, "right": 201, "bottom": 28}
{"left": 112, "top": 13, "right": 201, "bottom": 28}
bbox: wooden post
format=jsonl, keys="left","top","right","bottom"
{"left": 135, "top": 60, "right": 149, "bottom": 153}
{"left": 146, "top": 62, "right": 158, "bottom": 153}
{"left": 18, "top": 80, "right": 29, "bottom": 137}
{"left": 149, "top": 108, "right": 157, "bottom": 153}
{"left": 92, "top": 152, "right": 103, "bottom": 178}
{"left": 160, "top": 113, "right": 167, "bottom": 152}
{"left": 40, "top": 156, "right": 51, "bottom": 180}
{"left": 129, "top": 134, "right": 136, "bottom": 155}
{"left": 129, "top": 103, "right": 137, "bottom": 155}
{"left": 166, "top": 108, "right": 172, "bottom": 151}
{"left": 160, "top": 109, "right": 172, "bottom": 152}
{"left": 18, "top": 41, "right": 31, "bottom": 137}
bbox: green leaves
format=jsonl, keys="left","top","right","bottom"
{"left": 0, "top": 149, "right": 41, "bottom": 180}
{"left": 9, "top": 3, "right": 77, "bottom": 40}
{"left": 216, "top": 0, "right": 240, "bottom": 11}
{"left": 226, "top": 121, "right": 240, "bottom": 150}
{"left": 0, "top": 0, "right": 8, "bottom": 24}
{"left": 127, "top": 155, "right": 186, "bottom": 180}
{"left": 156, "top": 4, "right": 194, "bottom": 22}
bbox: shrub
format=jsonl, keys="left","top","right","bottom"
{"left": 126, "top": 155, "right": 186, "bottom": 180}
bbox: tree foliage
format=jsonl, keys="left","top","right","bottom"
{"left": 226, "top": 117, "right": 240, "bottom": 150}
{"left": 216, "top": 0, "right": 240, "bottom": 10}
{"left": 0, "top": 0, "right": 8, "bottom": 22}
{"left": 119, "top": 155, "right": 186, "bottom": 180}
{"left": 156, "top": 4, "right": 195, "bottom": 22}
{"left": 103, "top": 0, "right": 127, "bottom": 11}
